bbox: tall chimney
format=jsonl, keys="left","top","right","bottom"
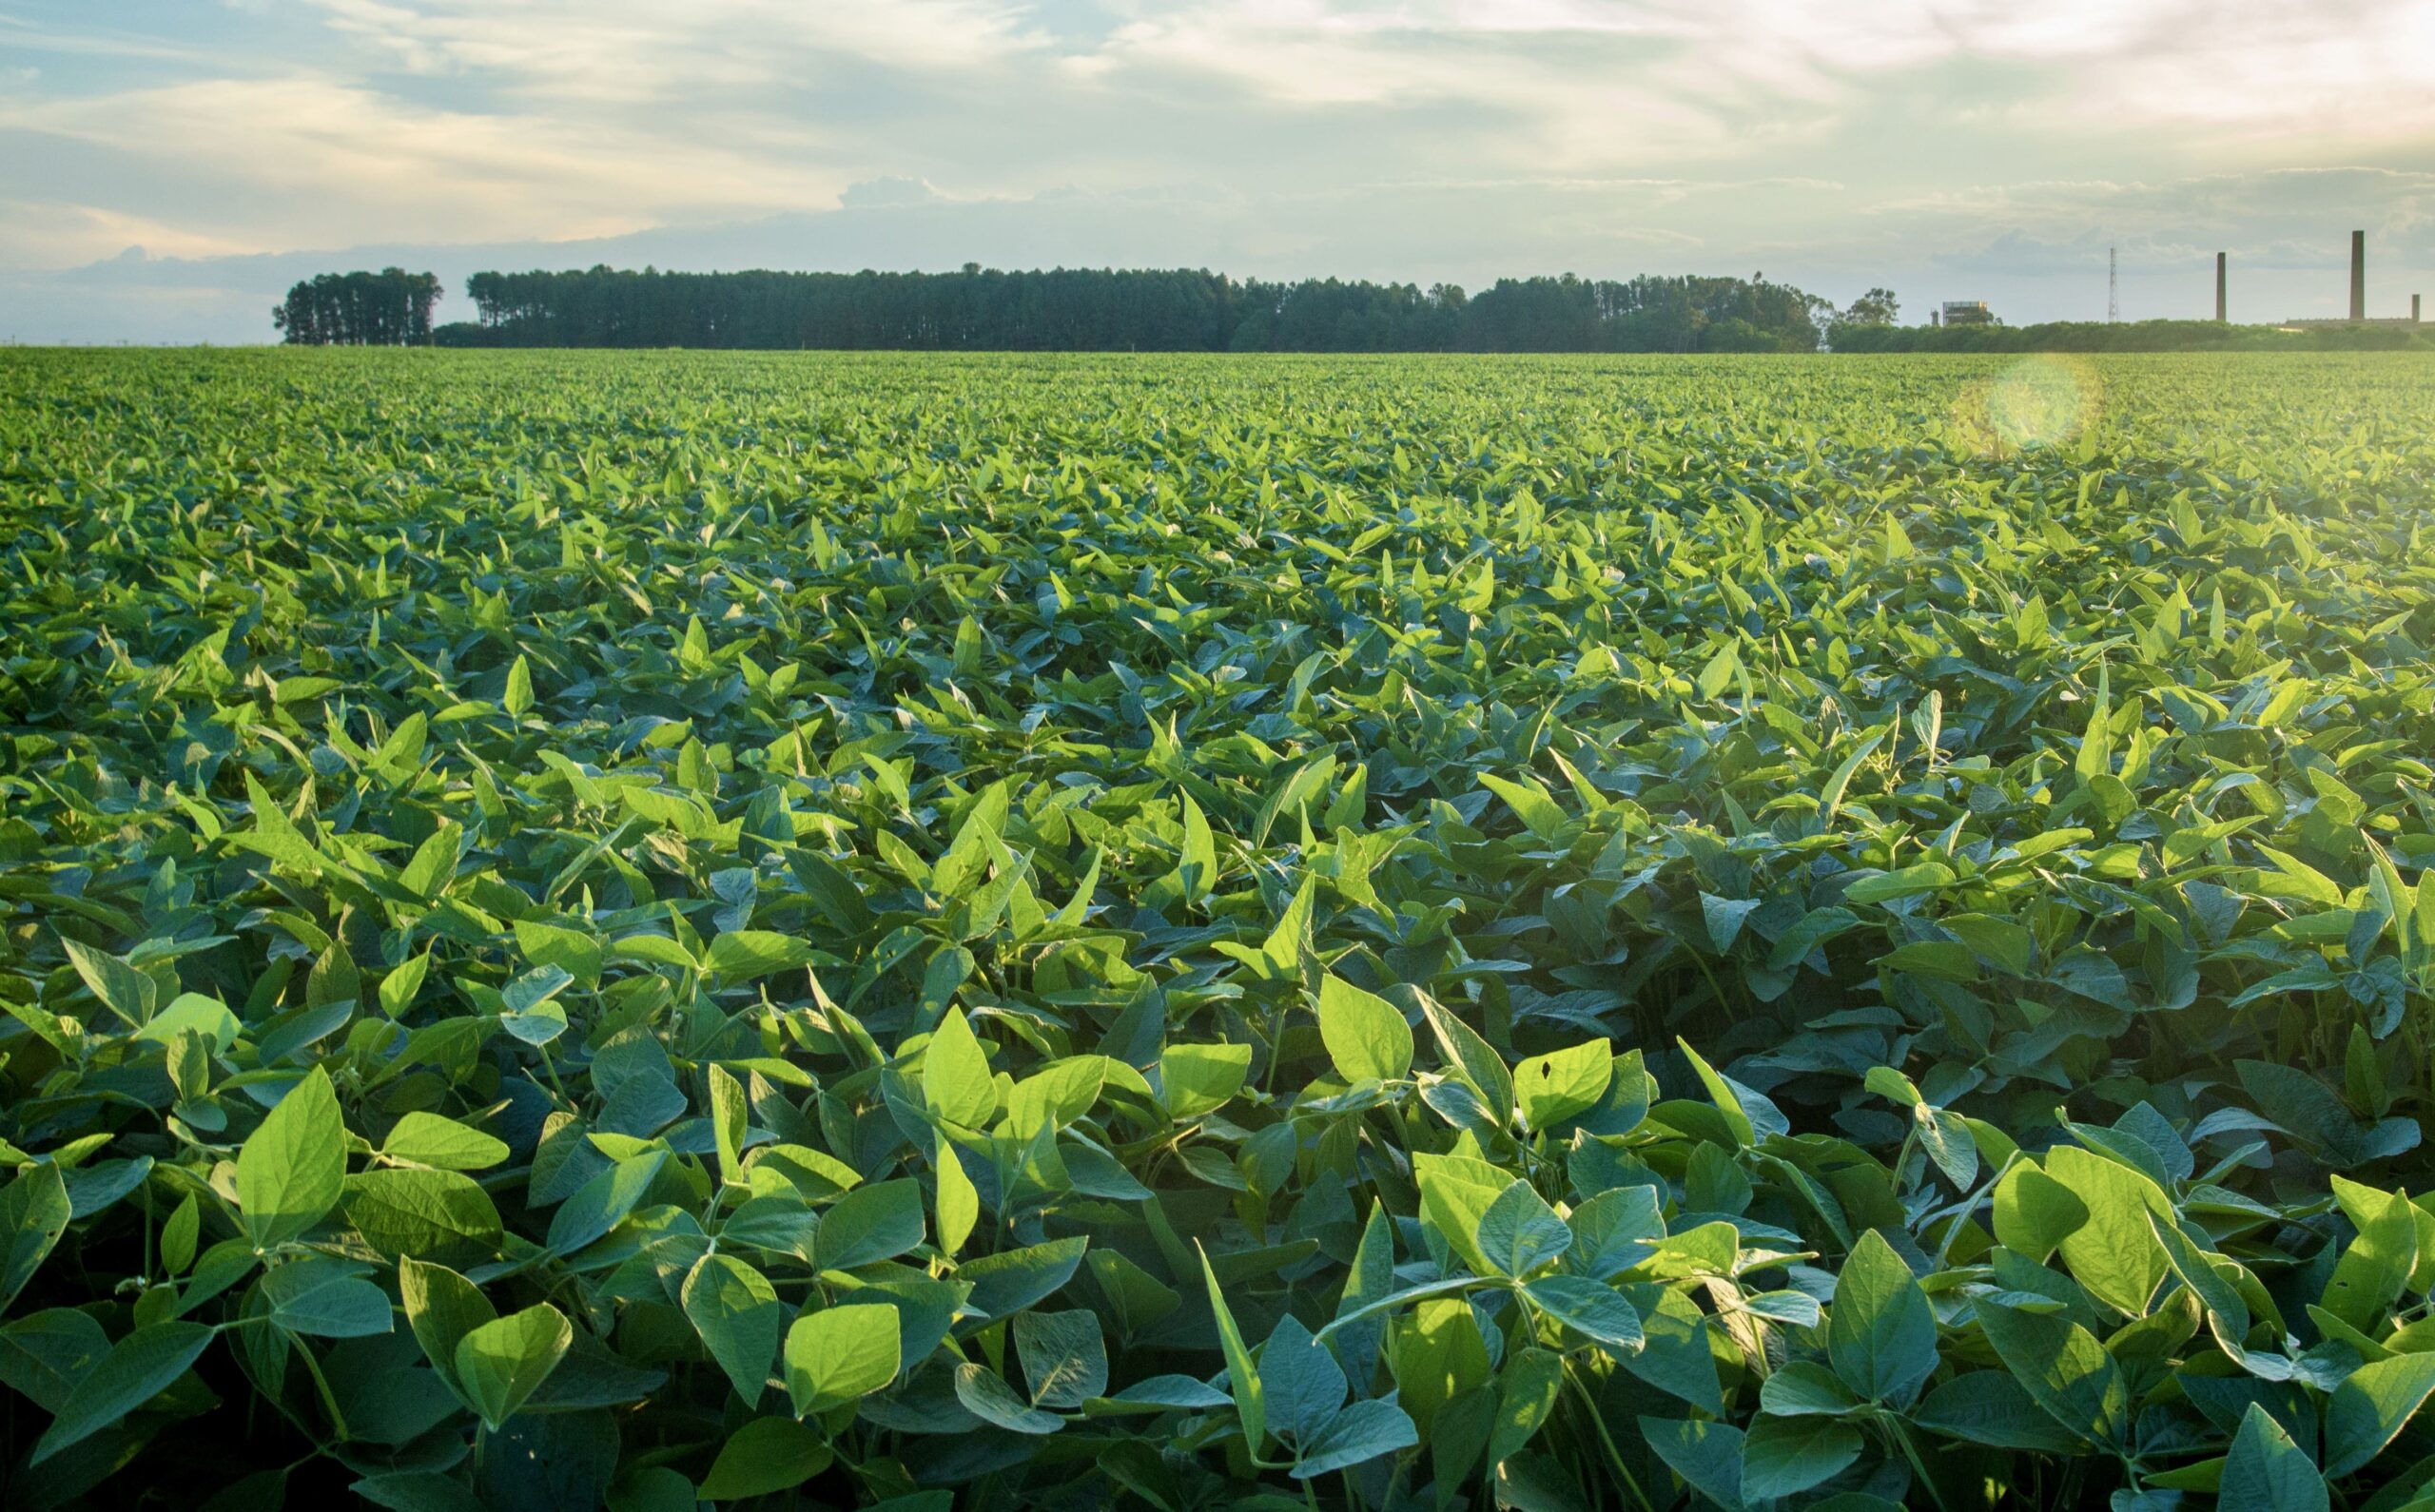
{"left": 2416, "top": 293, "right": 2424, "bottom": 324}
{"left": 2215, "top": 252, "right": 2227, "bottom": 322}
{"left": 2350, "top": 230, "right": 2366, "bottom": 322}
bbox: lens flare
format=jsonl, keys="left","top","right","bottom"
{"left": 1950, "top": 356, "right": 2103, "bottom": 456}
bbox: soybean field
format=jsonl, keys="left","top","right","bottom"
{"left": 3, "top": 347, "right": 2435, "bottom": 1510}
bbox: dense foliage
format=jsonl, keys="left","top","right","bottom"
{"left": 272, "top": 270, "right": 446, "bottom": 347}
{"left": 3, "top": 348, "right": 2435, "bottom": 1512}
{"left": 429, "top": 267, "right": 1827, "bottom": 354}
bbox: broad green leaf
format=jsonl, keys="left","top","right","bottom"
{"left": 2218, "top": 1402, "right": 2328, "bottom": 1512}
{"left": 262, "top": 1258, "right": 393, "bottom": 1337}
{"left": 1293, "top": 1397, "right": 1418, "bottom": 1479}
{"left": 934, "top": 1133, "right": 979, "bottom": 1258}
{"left": 1475, "top": 1180, "right": 1573, "bottom": 1277}
{"left": 454, "top": 1304, "right": 574, "bottom": 1431}
{"left": 1259, "top": 1312, "right": 1347, "bottom": 1442}
{"left": 236, "top": 1066, "right": 346, "bottom": 1250}
{"left": 1513, "top": 1041, "right": 1609, "bottom": 1131}
{"left": 1825, "top": 1230, "right": 1938, "bottom": 1407}
{"left": 379, "top": 1112, "right": 509, "bottom": 1172}
{"left": 683, "top": 1253, "right": 781, "bottom": 1407}
{"left": 784, "top": 1303, "right": 902, "bottom": 1416}
{"left": 2324, "top": 1352, "right": 2435, "bottom": 1478}
{"left": 1316, "top": 974, "right": 1412, "bottom": 1084}
{"left": 1017, "top": 1308, "right": 1108, "bottom": 1410}
{"left": 29, "top": 1320, "right": 214, "bottom": 1464}
{"left": 1992, "top": 1162, "right": 2089, "bottom": 1261}
{"left": 1, "top": 1163, "right": 71, "bottom": 1316}
{"left": 1975, "top": 1299, "right": 2129, "bottom": 1451}
{"left": 1159, "top": 1041, "right": 1251, "bottom": 1119}
{"left": 1740, "top": 1414, "right": 1863, "bottom": 1502}
{"left": 813, "top": 1178, "right": 924, "bottom": 1270}
{"left": 696, "top": 1416, "right": 832, "bottom": 1500}
{"left": 2044, "top": 1144, "right": 2169, "bottom": 1318}
{"left": 2320, "top": 1184, "right": 2419, "bottom": 1334}
{"left": 954, "top": 1361, "right": 1065, "bottom": 1433}
{"left": 545, "top": 1152, "right": 668, "bottom": 1255}
{"left": 1521, "top": 1275, "right": 1641, "bottom": 1356}
{"left": 399, "top": 1256, "right": 495, "bottom": 1407}
{"left": 924, "top": 1007, "right": 997, "bottom": 1129}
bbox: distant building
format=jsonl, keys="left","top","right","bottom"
{"left": 1940, "top": 300, "right": 1995, "bottom": 327}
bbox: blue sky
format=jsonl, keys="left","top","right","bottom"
{"left": 4, "top": 0, "right": 2432, "bottom": 341}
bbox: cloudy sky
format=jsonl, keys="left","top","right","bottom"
{"left": 4, "top": 0, "right": 2433, "bottom": 341}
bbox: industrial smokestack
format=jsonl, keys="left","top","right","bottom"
{"left": 2216, "top": 252, "right": 2227, "bottom": 322}
{"left": 2416, "top": 294, "right": 2424, "bottom": 324}
{"left": 2350, "top": 230, "right": 2366, "bottom": 322}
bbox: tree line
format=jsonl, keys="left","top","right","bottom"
{"left": 1827, "top": 316, "right": 2433, "bottom": 353}
{"left": 272, "top": 268, "right": 445, "bottom": 345}
{"left": 404, "top": 264, "right": 1835, "bottom": 353}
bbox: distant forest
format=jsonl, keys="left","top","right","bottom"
{"left": 270, "top": 267, "right": 445, "bottom": 346}
{"left": 1829, "top": 317, "right": 2432, "bottom": 353}
{"left": 416, "top": 265, "right": 1833, "bottom": 353}
{"left": 271, "top": 263, "right": 2434, "bottom": 353}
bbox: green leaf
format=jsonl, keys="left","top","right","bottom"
{"left": 1825, "top": 1231, "right": 1938, "bottom": 1407}
{"left": 709, "top": 1064, "right": 748, "bottom": 1184}
{"left": 813, "top": 1178, "right": 924, "bottom": 1270}
{"left": 1159, "top": 1041, "right": 1252, "bottom": 1119}
{"left": 683, "top": 1253, "right": 781, "bottom": 1407}
{"left": 1521, "top": 1275, "right": 1642, "bottom": 1356}
{"left": 1512, "top": 1041, "right": 1609, "bottom": 1131}
{"left": 236, "top": 1065, "right": 346, "bottom": 1250}
{"left": 1741, "top": 1414, "right": 1863, "bottom": 1502}
{"left": 262, "top": 1258, "right": 393, "bottom": 1337}
{"left": 378, "top": 1112, "right": 509, "bottom": 1172}
{"left": 29, "top": 1320, "right": 214, "bottom": 1464}
{"left": 933, "top": 1132, "right": 978, "bottom": 1258}
{"left": 2044, "top": 1144, "right": 2169, "bottom": 1318}
{"left": 953, "top": 1362, "right": 1065, "bottom": 1433}
{"left": 2324, "top": 1352, "right": 2435, "bottom": 1478}
{"left": 1259, "top": 1312, "right": 1347, "bottom": 1442}
{"left": 2320, "top": 1183, "right": 2418, "bottom": 1334}
{"left": 503, "top": 652, "right": 533, "bottom": 715}
{"left": 1475, "top": 1180, "right": 1573, "bottom": 1277}
{"left": 924, "top": 1007, "right": 997, "bottom": 1129}
{"left": 1481, "top": 772, "right": 1568, "bottom": 841}
{"left": 62, "top": 938, "right": 156, "bottom": 1028}
{"left": 703, "top": 930, "right": 818, "bottom": 983}
{"left": 1, "top": 1162, "right": 71, "bottom": 1316}
{"left": 1016, "top": 1308, "right": 1108, "bottom": 1410}
{"left": 1415, "top": 989, "right": 1514, "bottom": 1130}
{"left": 1316, "top": 974, "right": 1413, "bottom": 1084}
{"left": 1758, "top": 1360, "right": 1865, "bottom": 1419}
{"left": 1992, "top": 1162, "right": 2089, "bottom": 1261}
{"left": 1975, "top": 1299, "right": 2129, "bottom": 1451}
{"left": 784, "top": 1303, "right": 902, "bottom": 1416}
{"left": 453, "top": 1304, "right": 573, "bottom": 1431}
{"left": 696, "top": 1415, "right": 832, "bottom": 1501}
{"left": 1293, "top": 1398, "right": 1418, "bottom": 1479}
{"left": 1912, "top": 1371, "right": 2084, "bottom": 1453}
{"left": 2218, "top": 1401, "right": 2328, "bottom": 1512}
{"left": 546, "top": 1152, "right": 667, "bottom": 1256}
{"left": 1200, "top": 1242, "right": 1265, "bottom": 1452}
{"left": 1843, "top": 862, "right": 1955, "bottom": 904}
{"left": 1642, "top": 1414, "right": 1747, "bottom": 1512}
{"left": 399, "top": 1256, "right": 495, "bottom": 1408}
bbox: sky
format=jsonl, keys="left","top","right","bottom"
{"left": 3, "top": 0, "right": 2433, "bottom": 343}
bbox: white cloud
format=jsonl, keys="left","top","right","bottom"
{"left": 0, "top": 74, "right": 839, "bottom": 251}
